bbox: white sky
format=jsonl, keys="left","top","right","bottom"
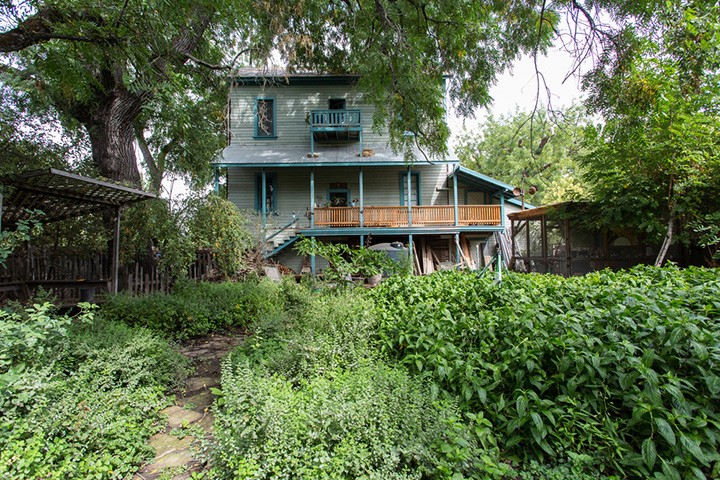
{"left": 449, "top": 46, "right": 585, "bottom": 146}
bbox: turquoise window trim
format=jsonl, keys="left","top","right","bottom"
{"left": 399, "top": 172, "right": 421, "bottom": 206}
{"left": 253, "top": 97, "right": 277, "bottom": 139}
{"left": 255, "top": 173, "right": 277, "bottom": 212}
{"left": 327, "top": 188, "right": 352, "bottom": 206}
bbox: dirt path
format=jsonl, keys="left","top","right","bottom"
{"left": 133, "top": 333, "right": 243, "bottom": 480}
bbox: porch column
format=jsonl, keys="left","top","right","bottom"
{"left": 309, "top": 168, "right": 315, "bottom": 228}
{"left": 406, "top": 166, "right": 413, "bottom": 227}
{"left": 261, "top": 168, "right": 267, "bottom": 232}
{"left": 499, "top": 192, "right": 505, "bottom": 227}
{"left": 359, "top": 166, "right": 364, "bottom": 227}
{"left": 311, "top": 236, "right": 316, "bottom": 275}
{"left": 111, "top": 206, "right": 121, "bottom": 294}
{"left": 213, "top": 167, "right": 219, "bottom": 195}
{"left": 453, "top": 169, "right": 459, "bottom": 226}
{"left": 408, "top": 234, "right": 413, "bottom": 271}
{"left": 455, "top": 233, "right": 461, "bottom": 264}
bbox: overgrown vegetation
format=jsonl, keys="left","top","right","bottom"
{"left": 0, "top": 303, "right": 187, "bottom": 479}
{"left": 372, "top": 266, "right": 720, "bottom": 479}
{"left": 100, "top": 278, "right": 281, "bottom": 339}
{"left": 211, "top": 284, "right": 494, "bottom": 479}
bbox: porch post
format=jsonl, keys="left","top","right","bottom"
{"left": 0, "top": 192, "right": 3, "bottom": 232}
{"left": 311, "top": 236, "right": 316, "bottom": 275}
{"left": 406, "top": 166, "right": 413, "bottom": 227}
{"left": 499, "top": 192, "right": 506, "bottom": 227}
{"left": 453, "top": 169, "right": 459, "bottom": 226}
{"left": 261, "top": 168, "right": 267, "bottom": 232}
{"left": 213, "top": 167, "right": 219, "bottom": 195}
{"left": 455, "top": 233, "right": 461, "bottom": 264}
{"left": 310, "top": 168, "right": 315, "bottom": 228}
{"left": 359, "top": 166, "right": 364, "bottom": 227}
{"left": 408, "top": 234, "right": 413, "bottom": 271}
{"left": 360, "top": 235, "right": 364, "bottom": 247}
{"left": 111, "top": 206, "right": 121, "bottom": 295}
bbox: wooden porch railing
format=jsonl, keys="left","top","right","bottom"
{"left": 310, "top": 109, "right": 362, "bottom": 130}
{"left": 314, "top": 205, "right": 502, "bottom": 228}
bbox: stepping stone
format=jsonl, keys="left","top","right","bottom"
{"left": 180, "top": 391, "right": 214, "bottom": 411}
{"left": 161, "top": 406, "right": 203, "bottom": 428}
{"left": 185, "top": 376, "right": 219, "bottom": 393}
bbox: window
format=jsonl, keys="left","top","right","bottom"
{"left": 254, "top": 98, "right": 276, "bottom": 138}
{"left": 328, "top": 98, "right": 346, "bottom": 110}
{"left": 400, "top": 172, "right": 421, "bottom": 206}
{"left": 327, "top": 189, "right": 350, "bottom": 206}
{"left": 255, "top": 173, "right": 277, "bottom": 212}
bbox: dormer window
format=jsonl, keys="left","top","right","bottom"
{"left": 328, "top": 98, "right": 346, "bottom": 110}
{"left": 254, "top": 97, "right": 277, "bottom": 139}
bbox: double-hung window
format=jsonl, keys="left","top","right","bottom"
{"left": 254, "top": 98, "right": 276, "bottom": 138}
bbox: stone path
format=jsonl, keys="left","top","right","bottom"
{"left": 134, "top": 334, "right": 243, "bottom": 480}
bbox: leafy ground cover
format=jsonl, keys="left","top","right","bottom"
{"left": 372, "top": 266, "right": 720, "bottom": 479}
{"left": 0, "top": 303, "right": 188, "bottom": 479}
{"left": 211, "top": 284, "right": 497, "bottom": 479}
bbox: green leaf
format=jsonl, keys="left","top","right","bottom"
{"left": 661, "top": 459, "right": 682, "bottom": 480}
{"left": 641, "top": 437, "right": 656, "bottom": 470}
{"left": 680, "top": 435, "right": 708, "bottom": 466}
{"left": 516, "top": 395, "right": 528, "bottom": 417}
{"left": 705, "top": 375, "right": 720, "bottom": 396}
{"left": 654, "top": 418, "right": 676, "bottom": 446}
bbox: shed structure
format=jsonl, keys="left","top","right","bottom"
{"left": 0, "top": 168, "right": 155, "bottom": 297}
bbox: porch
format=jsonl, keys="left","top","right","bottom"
{"left": 314, "top": 205, "right": 502, "bottom": 228}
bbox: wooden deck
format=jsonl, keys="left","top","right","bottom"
{"left": 314, "top": 205, "right": 501, "bottom": 228}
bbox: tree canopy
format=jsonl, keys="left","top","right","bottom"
{"left": 1, "top": 0, "right": 638, "bottom": 185}
{"left": 580, "top": 0, "right": 720, "bottom": 264}
{"left": 456, "top": 105, "right": 589, "bottom": 205}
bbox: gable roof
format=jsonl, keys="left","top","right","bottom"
{"left": 451, "top": 166, "right": 517, "bottom": 198}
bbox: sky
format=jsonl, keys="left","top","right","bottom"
{"left": 449, "top": 46, "right": 586, "bottom": 146}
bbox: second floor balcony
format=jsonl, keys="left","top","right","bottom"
{"left": 310, "top": 109, "right": 363, "bottom": 155}
{"left": 310, "top": 109, "right": 362, "bottom": 131}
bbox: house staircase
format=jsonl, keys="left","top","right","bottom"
{"left": 263, "top": 218, "right": 301, "bottom": 259}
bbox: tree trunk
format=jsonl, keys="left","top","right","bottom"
{"left": 81, "top": 88, "right": 145, "bottom": 186}
{"left": 654, "top": 207, "right": 675, "bottom": 267}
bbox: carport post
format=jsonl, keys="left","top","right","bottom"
{"left": 111, "top": 206, "right": 121, "bottom": 294}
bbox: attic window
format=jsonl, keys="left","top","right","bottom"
{"left": 254, "top": 98, "right": 276, "bottom": 139}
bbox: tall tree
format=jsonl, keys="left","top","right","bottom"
{"left": 580, "top": 0, "right": 720, "bottom": 265}
{"left": 0, "top": 0, "right": 625, "bottom": 185}
{"left": 456, "top": 105, "right": 589, "bottom": 205}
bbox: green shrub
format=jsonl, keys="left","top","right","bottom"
{"left": 372, "top": 266, "right": 720, "bottom": 479}
{"left": 100, "top": 278, "right": 282, "bottom": 339}
{"left": 212, "top": 285, "right": 509, "bottom": 479}
{"left": 0, "top": 303, "right": 187, "bottom": 479}
{"left": 186, "top": 195, "right": 255, "bottom": 278}
{"left": 214, "top": 359, "right": 493, "bottom": 480}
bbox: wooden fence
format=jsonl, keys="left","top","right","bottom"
{"left": 0, "top": 248, "right": 217, "bottom": 303}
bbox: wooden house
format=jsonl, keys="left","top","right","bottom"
{"left": 213, "top": 69, "right": 523, "bottom": 274}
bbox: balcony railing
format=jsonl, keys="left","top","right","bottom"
{"left": 310, "top": 109, "right": 362, "bottom": 131}
{"left": 314, "top": 205, "right": 502, "bottom": 228}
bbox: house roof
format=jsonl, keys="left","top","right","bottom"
{"left": 234, "top": 68, "right": 360, "bottom": 86}
{"left": 214, "top": 144, "right": 458, "bottom": 168}
{"left": 507, "top": 201, "right": 578, "bottom": 220}
{"left": 0, "top": 168, "right": 155, "bottom": 226}
{"left": 451, "top": 166, "right": 517, "bottom": 198}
